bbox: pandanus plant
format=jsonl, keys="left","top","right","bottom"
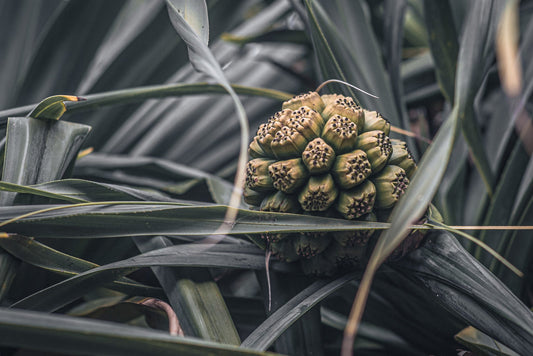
{"left": 0, "top": 1, "right": 532, "bottom": 356}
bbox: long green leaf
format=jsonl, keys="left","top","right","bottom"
{"left": 497, "top": 187, "right": 533, "bottom": 295}
{"left": 0, "top": 233, "right": 163, "bottom": 297}
{"left": 221, "top": 29, "right": 308, "bottom": 46}
{"left": 0, "top": 307, "right": 278, "bottom": 356}
{"left": 0, "top": 203, "right": 391, "bottom": 238}
{"left": 74, "top": 153, "right": 235, "bottom": 204}
{"left": 133, "top": 233, "right": 243, "bottom": 344}
{"left": 10, "top": 243, "right": 295, "bottom": 312}
{"left": 11, "top": 1, "right": 124, "bottom": 105}
{"left": 2, "top": 178, "right": 181, "bottom": 204}
{"left": 0, "top": 83, "right": 292, "bottom": 121}
{"left": 455, "top": 1, "right": 507, "bottom": 195}
{"left": 165, "top": 0, "right": 248, "bottom": 218}
{"left": 1, "top": 117, "right": 91, "bottom": 205}
{"left": 423, "top": 0, "right": 459, "bottom": 103}
{"left": 383, "top": 0, "right": 407, "bottom": 115}
{"left": 0, "top": 115, "right": 91, "bottom": 303}
{"left": 0, "top": 250, "right": 18, "bottom": 301}
{"left": 254, "top": 271, "right": 324, "bottom": 355}
{"left": 372, "top": 110, "right": 457, "bottom": 266}
{"left": 0, "top": 1, "right": 61, "bottom": 108}
{"left": 399, "top": 231, "right": 533, "bottom": 356}
{"left": 477, "top": 142, "right": 529, "bottom": 266}
{"left": 344, "top": 2, "right": 507, "bottom": 352}
{"left": 242, "top": 272, "right": 358, "bottom": 351}
{"left": 304, "top": 0, "right": 401, "bottom": 127}
{"left": 177, "top": 279, "right": 241, "bottom": 345}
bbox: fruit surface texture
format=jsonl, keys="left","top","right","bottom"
{"left": 245, "top": 92, "right": 418, "bottom": 275}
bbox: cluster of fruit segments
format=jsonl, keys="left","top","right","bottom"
{"left": 244, "top": 92, "right": 417, "bottom": 275}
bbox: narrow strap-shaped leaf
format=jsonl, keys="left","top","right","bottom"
{"left": 454, "top": 1, "right": 507, "bottom": 195}
{"left": 0, "top": 117, "right": 91, "bottom": 205}
{"left": 0, "top": 181, "right": 87, "bottom": 203}
{"left": 304, "top": 0, "right": 353, "bottom": 97}
{"left": 74, "top": 153, "right": 235, "bottom": 204}
{"left": 0, "top": 307, "right": 279, "bottom": 356}
{"left": 0, "top": 203, "right": 391, "bottom": 238}
{"left": 133, "top": 235, "right": 196, "bottom": 336}
{"left": 383, "top": 0, "right": 407, "bottom": 117}
{"left": 242, "top": 272, "right": 358, "bottom": 350}
{"left": 477, "top": 142, "right": 529, "bottom": 266}
{"left": 254, "top": 271, "right": 324, "bottom": 355}
{"left": 0, "top": 251, "right": 18, "bottom": 301}
{"left": 304, "top": 0, "right": 400, "bottom": 127}
{"left": 221, "top": 29, "right": 308, "bottom": 46}
{"left": 0, "top": 83, "right": 293, "bottom": 120}
{"left": 177, "top": 280, "right": 241, "bottom": 345}
{"left": 372, "top": 110, "right": 457, "bottom": 266}
{"left": 423, "top": 0, "right": 459, "bottom": 103}
{"left": 496, "top": 188, "right": 533, "bottom": 294}
{"left": 399, "top": 231, "right": 533, "bottom": 355}
{"left": 10, "top": 243, "right": 295, "bottom": 312}
{"left": 134, "top": 234, "right": 241, "bottom": 345}
{"left": 0, "top": 116, "right": 91, "bottom": 302}
{"left": 0, "top": 179, "right": 185, "bottom": 204}
{"left": 165, "top": 0, "right": 248, "bottom": 217}
{"left": 343, "top": 2, "right": 508, "bottom": 353}
{"left": 0, "top": 233, "right": 163, "bottom": 297}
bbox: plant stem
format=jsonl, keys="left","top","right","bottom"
{"left": 0, "top": 83, "right": 294, "bottom": 120}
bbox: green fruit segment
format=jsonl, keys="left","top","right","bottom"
{"left": 248, "top": 137, "right": 267, "bottom": 158}
{"left": 355, "top": 130, "right": 392, "bottom": 172}
{"left": 255, "top": 120, "right": 278, "bottom": 156}
{"left": 270, "top": 126, "right": 308, "bottom": 159}
{"left": 270, "top": 237, "right": 300, "bottom": 262}
{"left": 372, "top": 165, "right": 409, "bottom": 209}
{"left": 287, "top": 106, "right": 324, "bottom": 140}
{"left": 324, "top": 242, "right": 365, "bottom": 270}
{"left": 268, "top": 158, "right": 308, "bottom": 193}
{"left": 363, "top": 110, "right": 390, "bottom": 135}
{"left": 390, "top": 139, "right": 416, "bottom": 178}
{"left": 260, "top": 191, "right": 301, "bottom": 213}
{"left": 331, "top": 149, "right": 372, "bottom": 189}
{"left": 294, "top": 233, "right": 331, "bottom": 258}
{"left": 243, "top": 186, "right": 265, "bottom": 206}
{"left": 335, "top": 180, "right": 376, "bottom": 219}
{"left": 321, "top": 94, "right": 364, "bottom": 132}
{"left": 245, "top": 158, "right": 275, "bottom": 191}
{"left": 298, "top": 174, "right": 338, "bottom": 211}
{"left": 302, "top": 138, "right": 336, "bottom": 174}
{"left": 321, "top": 115, "right": 358, "bottom": 154}
{"left": 282, "top": 91, "right": 325, "bottom": 112}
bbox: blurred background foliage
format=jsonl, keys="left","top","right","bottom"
{"left": 0, "top": 0, "right": 532, "bottom": 355}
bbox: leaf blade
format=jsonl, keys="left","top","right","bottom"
{"left": 0, "top": 307, "right": 278, "bottom": 356}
